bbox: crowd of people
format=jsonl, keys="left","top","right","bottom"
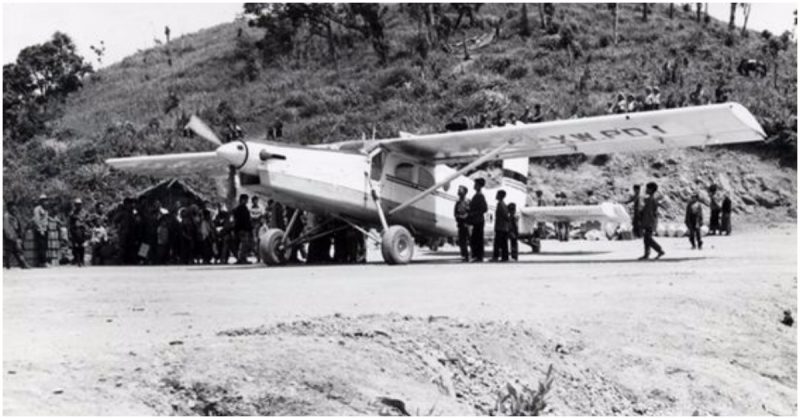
{"left": 607, "top": 80, "right": 732, "bottom": 115}
{"left": 622, "top": 181, "right": 734, "bottom": 258}
{"left": 3, "top": 191, "right": 371, "bottom": 269}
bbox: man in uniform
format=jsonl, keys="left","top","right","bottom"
{"left": 468, "top": 178, "right": 488, "bottom": 262}
{"left": 4, "top": 202, "right": 30, "bottom": 269}
{"left": 32, "top": 194, "right": 50, "bottom": 267}
{"left": 68, "top": 198, "right": 89, "bottom": 266}
{"left": 233, "top": 194, "right": 253, "bottom": 264}
{"left": 639, "top": 182, "right": 665, "bottom": 260}
{"left": 454, "top": 185, "right": 471, "bottom": 262}
{"left": 492, "top": 189, "right": 510, "bottom": 262}
{"left": 623, "top": 184, "right": 643, "bottom": 238}
{"left": 684, "top": 192, "right": 703, "bottom": 250}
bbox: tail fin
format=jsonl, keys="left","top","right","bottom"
{"left": 501, "top": 157, "right": 530, "bottom": 206}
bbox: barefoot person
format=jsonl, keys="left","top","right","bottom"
{"left": 639, "top": 182, "right": 665, "bottom": 260}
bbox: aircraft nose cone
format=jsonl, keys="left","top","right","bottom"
{"left": 216, "top": 142, "right": 247, "bottom": 168}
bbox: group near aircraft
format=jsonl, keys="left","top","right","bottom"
{"left": 107, "top": 102, "right": 765, "bottom": 265}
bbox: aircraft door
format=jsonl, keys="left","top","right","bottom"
{"left": 366, "top": 148, "right": 385, "bottom": 208}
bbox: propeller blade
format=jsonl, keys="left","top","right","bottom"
{"left": 185, "top": 115, "right": 222, "bottom": 146}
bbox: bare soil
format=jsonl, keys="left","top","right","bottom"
{"left": 3, "top": 224, "right": 796, "bottom": 415}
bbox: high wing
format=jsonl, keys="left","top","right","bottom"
{"left": 374, "top": 103, "right": 765, "bottom": 163}
{"left": 105, "top": 152, "right": 229, "bottom": 177}
{"left": 520, "top": 202, "right": 631, "bottom": 224}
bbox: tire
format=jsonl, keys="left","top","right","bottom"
{"left": 259, "top": 229, "right": 286, "bottom": 266}
{"left": 381, "top": 225, "right": 414, "bottom": 265}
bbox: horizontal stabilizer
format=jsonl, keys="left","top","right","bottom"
{"left": 520, "top": 202, "right": 630, "bottom": 223}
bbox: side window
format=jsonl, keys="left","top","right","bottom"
{"left": 418, "top": 168, "right": 435, "bottom": 188}
{"left": 395, "top": 163, "right": 414, "bottom": 183}
{"left": 370, "top": 152, "right": 384, "bottom": 181}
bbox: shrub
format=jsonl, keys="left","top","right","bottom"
{"left": 455, "top": 75, "right": 482, "bottom": 96}
{"left": 507, "top": 64, "right": 528, "bottom": 80}
{"left": 485, "top": 56, "right": 513, "bottom": 75}
{"left": 491, "top": 365, "right": 554, "bottom": 416}
{"left": 378, "top": 66, "right": 415, "bottom": 89}
{"left": 598, "top": 35, "right": 611, "bottom": 49}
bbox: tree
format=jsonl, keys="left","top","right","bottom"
{"left": 608, "top": 3, "right": 619, "bottom": 46}
{"left": 740, "top": 3, "right": 751, "bottom": 36}
{"left": 696, "top": 3, "right": 702, "bottom": 22}
{"left": 729, "top": 3, "right": 737, "bottom": 30}
{"left": 669, "top": 3, "right": 674, "bottom": 19}
{"left": 3, "top": 32, "right": 93, "bottom": 142}
{"left": 89, "top": 41, "right": 106, "bottom": 66}
{"left": 519, "top": 3, "right": 531, "bottom": 38}
{"left": 642, "top": 3, "right": 649, "bottom": 22}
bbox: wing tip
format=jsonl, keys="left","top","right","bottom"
{"left": 727, "top": 102, "right": 767, "bottom": 140}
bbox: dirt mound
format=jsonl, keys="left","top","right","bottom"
{"left": 143, "top": 314, "right": 681, "bottom": 415}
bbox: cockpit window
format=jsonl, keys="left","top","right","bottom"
{"left": 418, "top": 168, "right": 435, "bottom": 188}
{"left": 395, "top": 163, "right": 414, "bottom": 183}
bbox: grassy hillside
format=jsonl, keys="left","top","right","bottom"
{"left": 3, "top": 3, "right": 796, "bottom": 221}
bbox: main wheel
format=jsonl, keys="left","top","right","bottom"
{"left": 259, "top": 229, "right": 287, "bottom": 266}
{"left": 381, "top": 225, "right": 414, "bottom": 265}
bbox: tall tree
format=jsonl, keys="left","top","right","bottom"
{"left": 669, "top": 3, "right": 674, "bottom": 19}
{"left": 729, "top": 3, "right": 737, "bottom": 30}
{"left": 642, "top": 3, "right": 649, "bottom": 22}
{"left": 609, "top": 3, "right": 619, "bottom": 46}
{"left": 3, "top": 32, "right": 93, "bottom": 142}
{"left": 696, "top": 3, "right": 702, "bottom": 22}
{"left": 740, "top": 3, "right": 752, "bottom": 35}
{"left": 519, "top": 3, "right": 531, "bottom": 38}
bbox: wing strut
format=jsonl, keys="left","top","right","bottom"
{"left": 387, "top": 138, "right": 518, "bottom": 217}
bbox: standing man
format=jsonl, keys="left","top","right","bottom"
{"left": 492, "top": 190, "right": 510, "bottom": 262}
{"left": 721, "top": 194, "right": 733, "bottom": 235}
{"left": 507, "top": 203, "right": 519, "bottom": 261}
{"left": 468, "top": 178, "right": 488, "bottom": 262}
{"left": 454, "top": 185, "right": 471, "bottom": 262}
{"left": 623, "top": 184, "right": 643, "bottom": 238}
{"left": 639, "top": 182, "right": 665, "bottom": 260}
{"left": 3, "top": 203, "right": 30, "bottom": 269}
{"left": 708, "top": 184, "right": 720, "bottom": 235}
{"left": 32, "top": 194, "right": 50, "bottom": 267}
{"left": 684, "top": 192, "right": 703, "bottom": 250}
{"left": 233, "top": 194, "right": 253, "bottom": 264}
{"left": 68, "top": 198, "right": 89, "bottom": 266}
{"left": 249, "top": 196, "right": 265, "bottom": 261}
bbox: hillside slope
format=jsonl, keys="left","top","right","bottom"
{"left": 3, "top": 3, "right": 796, "bottom": 222}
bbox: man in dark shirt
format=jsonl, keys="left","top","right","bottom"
{"left": 232, "top": 194, "right": 253, "bottom": 264}
{"left": 639, "top": 182, "right": 665, "bottom": 260}
{"left": 624, "top": 184, "right": 642, "bottom": 238}
{"left": 68, "top": 198, "right": 88, "bottom": 266}
{"left": 453, "top": 185, "right": 471, "bottom": 262}
{"left": 3, "top": 203, "right": 30, "bottom": 269}
{"left": 684, "top": 192, "right": 703, "bottom": 250}
{"left": 492, "top": 190, "right": 510, "bottom": 262}
{"left": 721, "top": 194, "right": 732, "bottom": 235}
{"left": 468, "top": 178, "right": 488, "bottom": 262}
{"left": 507, "top": 203, "right": 519, "bottom": 261}
{"left": 708, "top": 184, "right": 720, "bottom": 235}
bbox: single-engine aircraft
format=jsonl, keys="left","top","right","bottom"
{"left": 106, "top": 103, "right": 765, "bottom": 265}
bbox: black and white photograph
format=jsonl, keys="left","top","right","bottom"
{"left": 2, "top": 1, "right": 797, "bottom": 415}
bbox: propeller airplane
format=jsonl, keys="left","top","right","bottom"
{"left": 106, "top": 102, "right": 765, "bottom": 265}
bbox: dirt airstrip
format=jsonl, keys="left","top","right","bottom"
{"left": 3, "top": 224, "right": 796, "bottom": 415}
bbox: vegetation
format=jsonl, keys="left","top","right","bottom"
{"left": 491, "top": 364, "right": 554, "bottom": 416}
{"left": 2, "top": 3, "right": 796, "bottom": 213}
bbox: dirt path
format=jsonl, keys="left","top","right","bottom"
{"left": 3, "top": 224, "right": 796, "bottom": 415}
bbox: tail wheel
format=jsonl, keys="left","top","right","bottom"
{"left": 259, "top": 229, "right": 287, "bottom": 266}
{"left": 381, "top": 225, "right": 414, "bottom": 265}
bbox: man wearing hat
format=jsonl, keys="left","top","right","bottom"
{"left": 468, "top": 178, "right": 488, "bottom": 262}
{"left": 453, "top": 185, "right": 471, "bottom": 262}
{"left": 68, "top": 198, "right": 89, "bottom": 266}
{"left": 32, "top": 194, "right": 50, "bottom": 267}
